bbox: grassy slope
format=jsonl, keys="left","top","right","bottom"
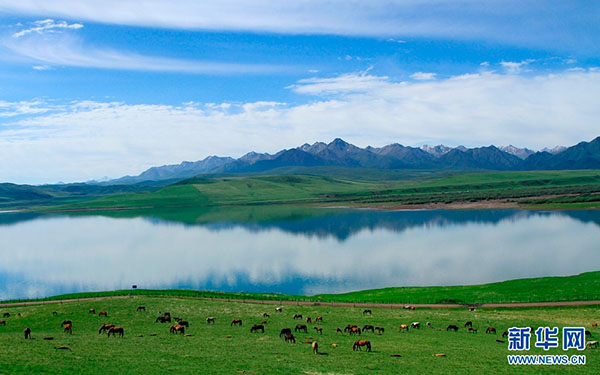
{"left": 0, "top": 296, "right": 598, "bottom": 374}
{"left": 3, "top": 272, "right": 599, "bottom": 306}
{"left": 49, "top": 170, "right": 600, "bottom": 211}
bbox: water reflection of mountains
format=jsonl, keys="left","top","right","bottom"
{"left": 2, "top": 209, "right": 599, "bottom": 241}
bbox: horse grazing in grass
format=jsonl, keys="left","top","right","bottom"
{"left": 178, "top": 321, "right": 189, "bottom": 328}
{"left": 280, "top": 328, "right": 292, "bottom": 338}
{"left": 250, "top": 324, "right": 265, "bottom": 333}
{"left": 587, "top": 341, "right": 599, "bottom": 349}
{"left": 336, "top": 328, "right": 343, "bottom": 335}
{"left": 99, "top": 324, "right": 115, "bottom": 334}
{"left": 314, "top": 327, "right": 323, "bottom": 334}
{"left": 61, "top": 320, "right": 72, "bottom": 327}
{"left": 24, "top": 327, "right": 31, "bottom": 339}
{"left": 362, "top": 325, "right": 375, "bottom": 333}
{"left": 295, "top": 324, "right": 307, "bottom": 333}
{"left": 306, "top": 317, "right": 312, "bottom": 323}
{"left": 284, "top": 333, "right": 295, "bottom": 343}
{"left": 3, "top": 312, "right": 10, "bottom": 318}
{"left": 486, "top": 327, "right": 496, "bottom": 334}
{"left": 63, "top": 324, "right": 72, "bottom": 334}
{"left": 399, "top": 324, "right": 409, "bottom": 332}
{"left": 592, "top": 322, "right": 598, "bottom": 328}
{"left": 344, "top": 324, "right": 358, "bottom": 333}
{"left": 447, "top": 325, "right": 459, "bottom": 332}
{"left": 206, "top": 317, "right": 215, "bottom": 324}
{"left": 586, "top": 330, "right": 593, "bottom": 337}
{"left": 363, "top": 309, "right": 372, "bottom": 315}
{"left": 136, "top": 306, "right": 146, "bottom": 312}
{"left": 263, "top": 313, "right": 270, "bottom": 318}
{"left": 464, "top": 321, "right": 472, "bottom": 328}
{"left": 170, "top": 324, "right": 185, "bottom": 335}
{"left": 107, "top": 326, "right": 124, "bottom": 337}
{"left": 0, "top": 320, "right": 6, "bottom": 326}
{"left": 155, "top": 316, "right": 170, "bottom": 323}
{"left": 349, "top": 326, "right": 362, "bottom": 335}
{"left": 293, "top": 314, "right": 303, "bottom": 320}
{"left": 375, "top": 327, "right": 385, "bottom": 335}
{"left": 315, "top": 315, "right": 323, "bottom": 324}
{"left": 312, "top": 341, "right": 318, "bottom": 354}
{"left": 411, "top": 322, "right": 420, "bottom": 329}
{"left": 353, "top": 340, "right": 371, "bottom": 352}
{"left": 230, "top": 319, "right": 242, "bottom": 327}
{"left": 98, "top": 311, "right": 108, "bottom": 317}
{"left": 275, "top": 307, "right": 282, "bottom": 313}
{"left": 89, "top": 309, "right": 95, "bottom": 314}
{"left": 468, "top": 327, "right": 478, "bottom": 334}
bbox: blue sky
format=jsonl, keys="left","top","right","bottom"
{"left": 0, "top": 1, "right": 599, "bottom": 184}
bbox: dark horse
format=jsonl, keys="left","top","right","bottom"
{"left": 464, "top": 321, "right": 473, "bottom": 328}
{"left": 293, "top": 314, "right": 303, "bottom": 320}
{"left": 363, "top": 309, "right": 372, "bottom": 315}
{"left": 230, "top": 319, "right": 243, "bottom": 326}
{"left": 24, "top": 327, "right": 32, "bottom": 339}
{"left": 447, "top": 325, "right": 459, "bottom": 332}
{"left": 63, "top": 324, "right": 72, "bottom": 334}
{"left": 363, "top": 325, "right": 375, "bottom": 333}
{"left": 107, "top": 326, "right": 124, "bottom": 337}
{"left": 178, "top": 321, "right": 189, "bottom": 328}
{"left": 353, "top": 340, "right": 371, "bottom": 352}
{"left": 250, "top": 324, "right": 265, "bottom": 333}
{"left": 136, "top": 306, "right": 146, "bottom": 312}
{"left": 375, "top": 327, "right": 385, "bottom": 334}
{"left": 156, "top": 316, "right": 171, "bottom": 323}
{"left": 170, "top": 324, "right": 185, "bottom": 335}
{"left": 486, "top": 327, "right": 496, "bottom": 334}
{"left": 98, "top": 311, "right": 108, "bottom": 317}
{"left": 0, "top": 320, "right": 6, "bottom": 326}
{"left": 61, "top": 320, "right": 72, "bottom": 327}
{"left": 99, "top": 324, "right": 115, "bottom": 334}
{"left": 284, "top": 333, "right": 296, "bottom": 343}
{"left": 295, "top": 324, "right": 307, "bottom": 333}
{"left": 279, "top": 328, "right": 292, "bottom": 338}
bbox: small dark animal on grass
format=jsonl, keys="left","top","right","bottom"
{"left": 3, "top": 313, "right": 10, "bottom": 318}
{"left": 0, "top": 320, "right": 6, "bottom": 326}
{"left": 464, "top": 321, "right": 472, "bottom": 328}
{"left": 502, "top": 330, "right": 509, "bottom": 338}
{"left": 63, "top": 324, "right": 72, "bottom": 334}
{"left": 89, "top": 309, "right": 95, "bottom": 314}
{"left": 399, "top": 324, "right": 409, "bottom": 332}
{"left": 349, "top": 326, "right": 362, "bottom": 335}
{"left": 24, "top": 327, "right": 31, "bottom": 339}
{"left": 61, "top": 320, "right": 72, "bottom": 327}
{"left": 315, "top": 316, "right": 323, "bottom": 323}
{"left": 486, "top": 327, "right": 497, "bottom": 334}
{"left": 411, "top": 322, "right": 420, "bottom": 329}
{"left": 280, "top": 328, "right": 292, "bottom": 338}
{"left": 312, "top": 341, "right": 318, "bottom": 354}
{"left": 136, "top": 306, "right": 146, "bottom": 312}
{"left": 293, "top": 314, "right": 303, "bottom": 320}
{"left": 284, "top": 333, "right": 296, "bottom": 343}
{"left": 99, "top": 311, "right": 108, "bottom": 317}
{"left": 206, "top": 317, "right": 215, "bottom": 324}
{"left": 336, "top": 328, "right": 343, "bottom": 335}
{"left": 353, "top": 340, "right": 371, "bottom": 352}
{"left": 363, "top": 309, "right": 372, "bottom": 315}
{"left": 447, "top": 325, "right": 459, "bottom": 332}
{"left": 468, "top": 327, "right": 478, "bottom": 334}
{"left": 99, "top": 324, "right": 115, "bottom": 334}
{"left": 170, "top": 324, "right": 185, "bottom": 335}
{"left": 375, "top": 327, "right": 385, "bottom": 334}
{"left": 155, "top": 316, "right": 170, "bottom": 323}
{"left": 295, "top": 324, "right": 307, "bottom": 333}
{"left": 586, "top": 330, "right": 593, "bottom": 337}
{"left": 314, "top": 327, "right": 323, "bottom": 334}
{"left": 250, "top": 324, "right": 264, "bottom": 333}
{"left": 179, "top": 321, "right": 189, "bottom": 328}
{"left": 231, "top": 319, "right": 243, "bottom": 326}
{"left": 263, "top": 313, "right": 270, "bottom": 318}
{"left": 107, "top": 326, "right": 124, "bottom": 337}
{"left": 275, "top": 307, "right": 282, "bottom": 312}
{"left": 592, "top": 322, "right": 598, "bottom": 328}
{"left": 306, "top": 317, "right": 312, "bottom": 323}
{"left": 52, "top": 311, "right": 58, "bottom": 315}
{"left": 362, "top": 325, "right": 375, "bottom": 333}
{"left": 174, "top": 317, "right": 183, "bottom": 323}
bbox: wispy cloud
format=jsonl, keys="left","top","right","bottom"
{"left": 2, "top": 69, "right": 599, "bottom": 184}
{"left": 1, "top": 1, "right": 598, "bottom": 52}
{"left": 500, "top": 59, "right": 535, "bottom": 74}
{"left": 12, "top": 19, "right": 83, "bottom": 38}
{"left": 410, "top": 72, "right": 436, "bottom": 81}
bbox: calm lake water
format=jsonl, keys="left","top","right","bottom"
{"left": 1, "top": 208, "right": 599, "bottom": 300}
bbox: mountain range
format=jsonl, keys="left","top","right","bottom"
{"left": 104, "top": 136, "right": 600, "bottom": 184}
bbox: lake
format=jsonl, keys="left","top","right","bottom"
{"left": 1, "top": 207, "right": 599, "bottom": 300}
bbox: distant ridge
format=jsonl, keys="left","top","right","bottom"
{"left": 106, "top": 136, "right": 599, "bottom": 184}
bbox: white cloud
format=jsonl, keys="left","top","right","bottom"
{"left": 1, "top": 69, "right": 599, "bottom": 184}
{"left": 500, "top": 59, "right": 535, "bottom": 74}
{"left": 410, "top": 72, "right": 436, "bottom": 80}
{"left": 12, "top": 19, "right": 83, "bottom": 38}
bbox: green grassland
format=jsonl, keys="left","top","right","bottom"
{"left": 3, "top": 272, "right": 599, "bottom": 306}
{"left": 0, "top": 296, "right": 598, "bottom": 374}
{"left": 49, "top": 170, "right": 600, "bottom": 211}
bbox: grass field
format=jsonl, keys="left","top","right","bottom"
{"left": 47, "top": 170, "right": 600, "bottom": 212}
{"left": 0, "top": 296, "right": 598, "bottom": 374}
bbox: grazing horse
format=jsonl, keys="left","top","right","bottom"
{"left": 353, "top": 340, "right": 371, "bottom": 352}
{"left": 464, "top": 321, "right": 473, "bottom": 328}
{"left": 447, "top": 325, "right": 459, "bottom": 332}
{"left": 179, "top": 321, "right": 189, "bottom": 328}
{"left": 174, "top": 317, "right": 183, "bottom": 323}
{"left": 263, "top": 313, "right": 270, "bottom": 318}
{"left": 24, "top": 327, "right": 31, "bottom": 339}
{"left": 0, "top": 320, "right": 6, "bottom": 326}
{"left": 349, "top": 326, "right": 362, "bottom": 335}
{"left": 375, "top": 327, "right": 385, "bottom": 335}
{"left": 336, "top": 328, "right": 343, "bottom": 335}
{"left": 170, "top": 324, "right": 185, "bottom": 335}
{"left": 293, "top": 314, "right": 303, "bottom": 320}
{"left": 284, "top": 333, "right": 296, "bottom": 343}
{"left": 306, "top": 317, "right": 312, "bottom": 323}
{"left": 586, "top": 341, "right": 598, "bottom": 349}
{"left": 363, "top": 309, "right": 372, "bottom": 315}
{"left": 275, "top": 307, "right": 283, "bottom": 313}
{"left": 468, "top": 327, "right": 478, "bottom": 334}
{"left": 261, "top": 320, "right": 268, "bottom": 325}
{"left": 61, "top": 320, "right": 72, "bottom": 327}
{"left": 52, "top": 311, "right": 58, "bottom": 315}
{"left": 315, "top": 315, "right": 323, "bottom": 323}
{"left": 312, "top": 341, "right": 318, "bottom": 354}
{"left": 3, "top": 312, "right": 10, "bottom": 318}
{"left": 344, "top": 324, "right": 358, "bottom": 333}
{"left": 99, "top": 324, "right": 115, "bottom": 334}
{"left": 63, "top": 324, "right": 72, "bottom": 334}
{"left": 107, "top": 326, "right": 124, "bottom": 337}
{"left": 206, "top": 317, "right": 216, "bottom": 324}
{"left": 156, "top": 316, "right": 170, "bottom": 323}
{"left": 314, "top": 327, "right": 323, "bottom": 334}
{"left": 363, "top": 325, "right": 375, "bottom": 333}
{"left": 399, "top": 324, "right": 409, "bottom": 332}
{"left": 280, "top": 328, "right": 292, "bottom": 338}
{"left": 295, "top": 324, "right": 307, "bottom": 333}
{"left": 89, "top": 309, "right": 95, "bottom": 314}
{"left": 411, "top": 322, "right": 420, "bottom": 329}
{"left": 486, "top": 327, "right": 497, "bottom": 334}
{"left": 250, "top": 324, "right": 265, "bottom": 333}
{"left": 98, "top": 311, "right": 108, "bottom": 317}
{"left": 592, "top": 322, "right": 598, "bottom": 328}
{"left": 136, "top": 306, "right": 146, "bottom": 312}
{"left": 230, "top": 319, "right": 243, "bottom": 326}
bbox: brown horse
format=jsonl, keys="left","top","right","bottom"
{"left": 315, "top": 315, "right": 323, "bottom": 323}
{"left": 295, "top": 324, "right": 307, "bottom": 333}
{"left": 98, "top": 311, "right": 108, "bottom": 317}
{"left": 486, "top": 327, "right": 497, "bottom": 334}
{"left": 353, "top": 340, "right": 371, "bottom": 352}
{"left": 399, "top": 324, "right": 409, "bottom": 332}
{"left": 280, "top": 328, "right": 292, "bottom": 338}
{"left": 63, "top": 324, "right": 72, "bottom": 334}
{"left": 170, "top": 324, "right": 185, "bottom": 335}
{"left": 61, "top": 320, "right": 72, "bottom": 327}
{"left": 464, "top": 321, "right": 473, "bottom": 328}
{"left": 349, "top": 326, "right": 362, "bottom": 335}
{"left": 592, "top": 322, "right": 598, "bottom": 328}
{"left": 312, "top": 341, "right": 318, "bottom": 354}
{"left": 99, "top": 324, "right": 115, "bottom": 334}
{"left": 344, "top": 324, "right": 358, "bottom": 332}
{"left": 3, "top": 312, "right": 10, "bottom": 318}
{"left": 0, "top": 320, "right": 6, "bottom": 326}
{"left": 363, "top": 325, "right": 375, "bottom": 333}
{"left": 293, "top": 314, "right": 303, "bottom": 320}
{"left": 363, "top": 309, "right": 372, "bottom": 315}
{"left": 446, "top": 325, "right": 459, "bottom": 332}
{"left": 468, "top": 327, "right": 478, "bottom": 334}
{"left": 230, "top": 319, "right": 242, "bottom": 326}
{"left": 314, "top": 327, "right": 323, "bottom": 334}
{"left": 250, "top": 324, "right": 265, "bottom": 333}
{"left": 107, "top": 326, "right": 124, "bottom": 337}
{"left": 375, "top": 327, "right": 385, "bottom": 334}
{"left": 306, "top": 317, "right": 312, "bottom": 323}
{"left": 24, "top": 327, "right": 31, "bottom": 339}
{"left": 284, "top": 333, "right": 295, "bottom": 343}
{"left": 263, "top": 313, "right": 270, "bottom": 318}
{"left": 89, "top": 309, "right": 95, "bottom": 314}
{"left": 136, "top": 306, "right": 146, "bottom": 312}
